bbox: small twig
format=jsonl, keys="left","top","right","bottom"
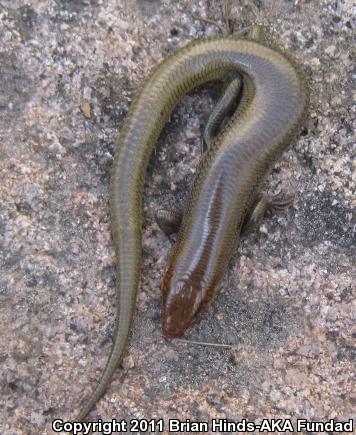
{"left": 192, "top": 14, "right": 225, "bottom": 34}
{"left": 223, "top": 0, "right": 234, "bottom": 34}
{"left": 174, "top": 338, "right": 233, "bottom": 349}
{"left": 193, "top": 0, "right": 236, "bottom": 36}
{"left": 0, "top": 2, "right": 9, "bottom": 11}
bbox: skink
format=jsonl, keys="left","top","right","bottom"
{"left": 76, "top": 31, "right": 308, "bottom": 420}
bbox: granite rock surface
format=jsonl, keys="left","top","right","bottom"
{"left": 0, "top": 0, "right": 354, "bottom": 433}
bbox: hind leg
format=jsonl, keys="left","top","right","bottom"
{"left": 201, "top": 73, "right": 243, "bottom": 153}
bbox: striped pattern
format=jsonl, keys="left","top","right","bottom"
{"left": 76, "top": 35, "right": 309, "bottom": 420}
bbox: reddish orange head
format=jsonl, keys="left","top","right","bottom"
{"left": 162, "top": 273, "right": 204, "bottom": 338}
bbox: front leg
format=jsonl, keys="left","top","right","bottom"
{"left": 155, "top": 207, "right": 183, "bottom": 237}
{"left": 241, "top": 192, "right": 294, "bottom": 237}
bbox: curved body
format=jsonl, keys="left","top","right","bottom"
{"left": 77, "top": 35, "right": 308, "bottom": 419}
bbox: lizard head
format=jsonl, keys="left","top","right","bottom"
{"left": 161, "top": 271, "right": 205, "bottom": 338}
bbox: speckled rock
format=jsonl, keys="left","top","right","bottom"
{"left": 0, "top": 1, "right": 354, "bottom": 434}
